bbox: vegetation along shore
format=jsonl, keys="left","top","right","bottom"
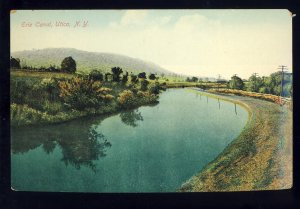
{"left": 10, "top": 55, "right": 167, "bottom": 127}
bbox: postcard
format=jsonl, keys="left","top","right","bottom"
{"left": 10, "top": 9, "right": 292, "bottom": 192}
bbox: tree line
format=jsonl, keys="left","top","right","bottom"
{"left": 11, "top": 56, "right": 159, "bottom": 82}
{"left": 228, "top": 72, "right": 292, "bottom": 97}
{"left": 11, "top": 56, "right": 76, "bottom": 73}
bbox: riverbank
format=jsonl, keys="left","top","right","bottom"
{"left": 179, "top": 90, "right": 292, "bottom": 191}
{"left": 10, "top": 71, "right": 160, "bottom": 127}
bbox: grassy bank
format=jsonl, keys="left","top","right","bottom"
{"left": 208, "top": 88, "right": 292, "bottom": 109}
{"left": 10, "top": 71, "right": 161, "bottom": 127}
{"left": 179, "top": 90, "right": 292, "bottom": 191}
{"left": 165, "top": 81, "right": 226, "bottom": 89}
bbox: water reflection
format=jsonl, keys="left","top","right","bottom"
{"left": 232, "top": 103, "right": 237, "bottom": 115}
{"left": 119, "top": 110, "right": 143, "bottom": 127}
{"left": 11, "top": 120, "right": 111, "bottom": 172}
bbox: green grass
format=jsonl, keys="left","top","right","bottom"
{"left": 11, "top": 69, "right": 75, "bottom": 79}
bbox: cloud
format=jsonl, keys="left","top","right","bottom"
{"left": 109, "top": 11, "right": 171, "bottom": 29}
{"left": 159, "top": 16, "right": 171, "bottom": 25}
{"left": 120, "top": 10, "right": 148, "bottom": 26}
{"left": 174, "top": 14, "right": 211, "bottom": 32}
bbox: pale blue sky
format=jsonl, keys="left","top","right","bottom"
{"left": 11, "top": 10, "right": 292, "bottom": 79}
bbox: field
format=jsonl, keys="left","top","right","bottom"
{"left": 179, "top": 91, "right": 292, "bottom": 191}
{"left": 11, "top": 70, "right": 75, "bottom": 79}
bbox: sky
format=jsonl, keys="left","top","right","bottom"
{"left": 10, "top": 10, "right": 292, "bottom": 79}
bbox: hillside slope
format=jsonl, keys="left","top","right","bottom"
{"left": 11, "top": 48, "right": 173, "bottom": 75}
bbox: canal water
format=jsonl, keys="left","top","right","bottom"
{"left": 11, "top": 88, "right": 248, "bottom": 192}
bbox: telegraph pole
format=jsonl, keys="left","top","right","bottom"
{"left": 277, "top": 65, "right": 288, "bottom": 105}
{"left": 252, "top": 73, "right": 258, "bottom": 92}
{"left": 217, "top": 74, "right": 221, "bottom": 90}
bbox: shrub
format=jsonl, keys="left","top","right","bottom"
{"left": 136, "top": 91, "right": 158, "bottom": 103}
{"left": 89, "top": 70, "right": 103, "bottom": 81}
{"left": 122, "top": 71, "right": 129, "bottom": 84}
{"left": 140, "top": 79, "right": 149, "bottom": 91}
{"left": 138, "top": 72, "right": 146, "bottom": 79}
{"left": 58, "top": 77, "right": 114, "bottom": 110}
{"left": 11, "top": 103, "right": 43, "bottom": 126}
{"left": 117, "top": 90, "right": 137, "bottom": 108}
{"left": 149, "top": 82, "right": 161, "bottom": 95}
{"left": 130, "top": 74, "right": 138, "bottom": 83}
{"left": 149, "top": 73, "right": 156, "bottom": 80}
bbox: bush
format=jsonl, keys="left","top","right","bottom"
{"left": 149, "top": 73, "right": 156, "bottom": 80}
{"left": 136, "top": 91, "right": 158, "bottom": 103}
{"left": 11, "top": 103, "right": 43, "bottom": 126}
{"left": 130, "top": 74, "right": 138, "bottom": 83}
{"left": 138, "top": 72, "right": 146, "bottom": 79}
{"left": 122, "top": 71, "right": 129, "bottom": 84}
{"left": 128, "top": 84, "right": 138, "bottom": 94}
{"left": 89, "top": 70, "right": 103, "bottom": 81}
{"left": 117, "top": 90, "right": 137, "bottom": 108}
{"left": 140, "top": 79, "right": 149, "bottom": 91}
{"left": 59, "top": 77, "right": 114, "bottom": 110}
{"left": 149, "top": 82, "right": 161, "bottom": 95}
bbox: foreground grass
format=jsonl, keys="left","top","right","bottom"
{"left": 179, "top": 91, "right": 292, "bottom": 191}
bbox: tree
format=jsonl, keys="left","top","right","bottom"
{"left": 247, "top": 74, "right": 263, "bottom": 92}
{"left": 138, "top": 72, "right": 146, "bottom": 79}
{"left": 149, "top": 73, "right": 156, "bottom": 80}
{"left": 10, "top": 57, "right": 21, "bottom": 69}
{"left": 104, "top": 73, "right": 113, "bottom": 82}
{"left": 228, "top": 75, "right": 244, "bottom": 90}
{"left": 122, "top": 71, "right": 129, "bottom": 84}
{"left": 260, "top": 71, "right": 292, "bottom": 97}
{"left": 186, "top": 77, "right": 191, "bottom": 82}
{"left": 89, "top": 70, "right": 103, "bottom": 81}
{"left": 140, "top": 79, "right": 149, "bottom": 91}
{"left": 61, "top": 56, "right": 76, "bottom": 73}
{"left": 191, "top": 77, "right": 198, "bottom": 82}
{"left": 130, "top": 73, "right": 138, "bottom": 83}
{"left": 111, "top": 67, "right": 123, "bottom": 82}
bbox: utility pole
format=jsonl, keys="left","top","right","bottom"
{"left": 217, "top": 74, "right": 221, "bottom": 90}
{"left": 277, "top": 65, "right": 288, "bottom": 105}
{"left": 252, "top": 73, "right": 258, "bottom": 92}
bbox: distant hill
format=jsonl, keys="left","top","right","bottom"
{"left": 11, "top": 48, "right": 173, "bottom": 75}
